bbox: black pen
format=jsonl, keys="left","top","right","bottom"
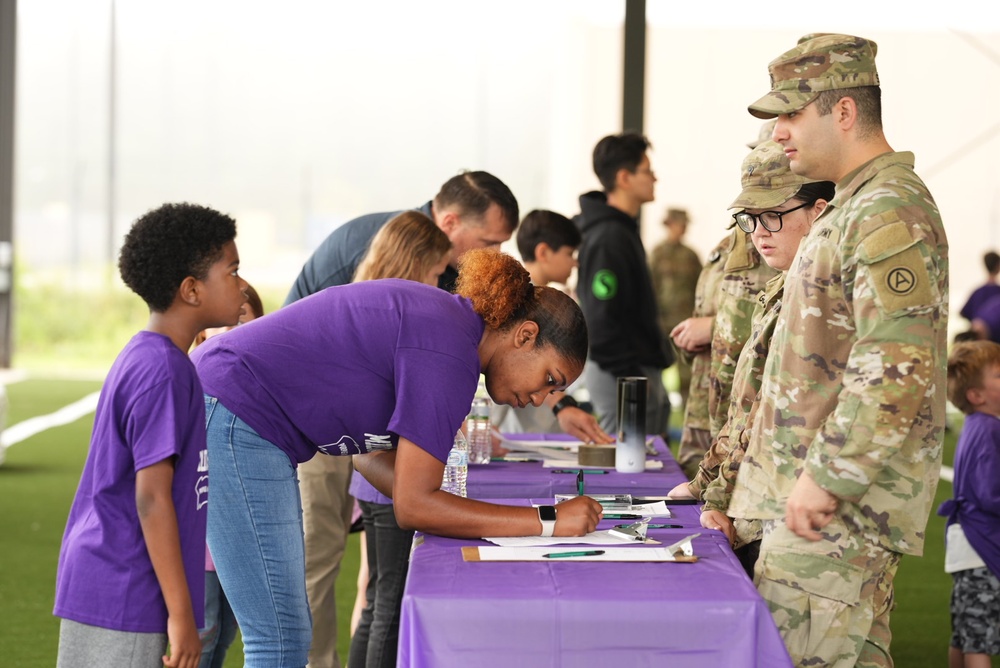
{"left": 542, "top": 550, "right": 605, "bottom": 559}
{"left": 550, "top": 469, "right": 608, "bottom": 474}
{"left": 602, "top": 513, "right": 642, "bottom": 520}
{"left": 631, "top": 497, "right": 700, "bottom": 505}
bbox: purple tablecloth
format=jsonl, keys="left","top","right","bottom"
{"left": 467, "top": 434, "right": 685, "bottom": 499}
{"left": 399, "top": 441, "right": 793, "bottom": 668}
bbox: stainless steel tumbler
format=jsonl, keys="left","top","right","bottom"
{"left": 616, "top": 376, "right": 647, "bottom": 473}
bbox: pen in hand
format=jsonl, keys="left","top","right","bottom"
{"left": 542, "top": 550, "right": 605, "bottom": 559}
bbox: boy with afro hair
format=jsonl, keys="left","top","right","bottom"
{"left": 54, "top": 202, "right": 247, "bottom": 668}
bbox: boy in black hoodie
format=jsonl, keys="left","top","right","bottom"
{"left": 574, "top": 132, "right": 673, "bottom": 439}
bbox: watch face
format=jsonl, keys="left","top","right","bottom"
{"left": 539, "top": 505, "right": 557, "bottom": 522}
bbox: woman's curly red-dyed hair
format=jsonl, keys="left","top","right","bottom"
{"left": 455, "top": 249, "right": 588, "bottom": 367}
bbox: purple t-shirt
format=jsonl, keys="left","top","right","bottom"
{"left": 54, "top": 331, "right": 208, "bottom": 632}
{"left": 939, "top": 411, "right": 1000, "bottom": 579}
{"left": 970, "top": 294, "right": 1000, "bottom": 344}
{"left": 192, "top": 279, "right": 483, "bottom": 468}
{"left": 960, "top": 283, "right": 1000, "bottom": 321}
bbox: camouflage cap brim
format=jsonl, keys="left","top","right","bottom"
{"left": 729, "top": 184, "right": 801, "bottom": 211}
{"left": 747, "top": 89, "right": 818, "bottom": 120}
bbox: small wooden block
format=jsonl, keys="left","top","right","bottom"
{"left": 577, "top": 444, "right": 615, "bottom": 467}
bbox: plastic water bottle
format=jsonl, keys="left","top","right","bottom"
{"left": 467, "top": 396, "right": 493, "bottom": 465}
{"left": 441, "top": 429, "right": 468, "bottom": 497}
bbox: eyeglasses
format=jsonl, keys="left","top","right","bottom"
{"left": 732, "top": 200, "right": 811, "bottom": 234}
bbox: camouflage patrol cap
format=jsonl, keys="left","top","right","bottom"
{"left": 746, "top": 120, "right": 777, "bottom": 149}
{"left": 748, "top": 33, "right": 879, "bottom": 120}
{"left": 729, "top": 140, "right": 813, "bottom": 210}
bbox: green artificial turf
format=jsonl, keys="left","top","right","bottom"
{"left": 0, "top": 379, "right": 103, "bottom": 667}
{"left": 0, "top": 377, "right": 360, "bottom": 667}
{"left": 2, "top": 378, "right": 995, "bottom": 667}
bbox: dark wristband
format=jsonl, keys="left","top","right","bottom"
{"left": 552, "top": 395, "right": 579, "bottom": 417}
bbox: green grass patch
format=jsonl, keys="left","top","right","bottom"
{"left": 0, "top": 377, "right": 360, "bottom": 667}
{"left": 0, "top": 379, "right": 102, "bottom": 667}
{"left": 10, "top": 272, "right": 287, "bottom": 372}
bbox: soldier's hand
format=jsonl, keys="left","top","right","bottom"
{"left": 700, "top": 509, "right": 735, "bottom": 545}
{"left": 667, "top": 481, "right": 695, "bottom": 500}
{"left": 785, "top": 471, "right": 838, "bottom": 541}
{"left": 670, "top": 316, "right": 713, "bottom": 352}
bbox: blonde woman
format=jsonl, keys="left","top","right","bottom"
{"left": 348, "top": 211, "right": 451, "bottom": 668}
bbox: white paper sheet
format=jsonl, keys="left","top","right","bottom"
{"left": 482, "top": 530, "right": 647, "bottom": 548}
{"left": 468, "top": 546, "right": 686, "bottom": 562}
{"left": 547, "top": 500, "right": 673, "bottom": 518}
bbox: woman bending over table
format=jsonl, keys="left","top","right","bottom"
{"left": 191, "top": 248, "right": 603, "bottom": 667}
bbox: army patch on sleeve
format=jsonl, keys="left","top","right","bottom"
{"left": 592, "top": 269, "right": 618, "bottom": 300}
{"left": 860, "top": 222, "right": 934, "bottom": 313}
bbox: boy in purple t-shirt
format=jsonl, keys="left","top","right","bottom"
{"left": 939, "top": 341, "right": 1000, "bottom": 667}
{"left": 54, "top": 203, "right": 247, "bottom": 668}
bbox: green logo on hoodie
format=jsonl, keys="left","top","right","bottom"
{"left": 592, "top": 270, "right": 618, "bottom": 300}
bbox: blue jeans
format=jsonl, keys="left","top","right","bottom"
{"left": 199, "top": 570, "right": 238, "bottom": 668}
{"left": 204, "top": 396, "right": 311, "bottom": 668}
{"left": 347, "top": 500, "right": 415, "bottom": 668}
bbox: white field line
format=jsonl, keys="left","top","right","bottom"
{"left": 1, "top": 392, "right": 100, "bottom": 449}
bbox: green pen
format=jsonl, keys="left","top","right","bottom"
{"left": 542, "top": 550, "right": 605, "bottom": 559}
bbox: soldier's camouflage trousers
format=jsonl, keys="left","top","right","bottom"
{"left": 754, "top": 518, "right": 901, "bottom": 668}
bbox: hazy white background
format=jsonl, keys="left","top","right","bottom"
{"left": 13, "top": 0, "right": 1000, "bottom": 334}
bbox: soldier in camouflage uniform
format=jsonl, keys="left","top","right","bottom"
{"left": 672, "top": 233, "right": 728, "bottom": 478}
{"left": 685, "top": 141, "right": 835, "bottom": 579}
{"left": 724, "top": 34, "right": 949, "bottom": 667}
{"left": 705, "top": 229, "right": 779, "bottom": 440}
{"left": 672, "top": 227, "right": 778, "bottom": 479}
{"left": 670, "top": 123, "right": 782, "bottom": 480}
{"left": 650, "top": 209, "right": 701, "bottom": 406}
